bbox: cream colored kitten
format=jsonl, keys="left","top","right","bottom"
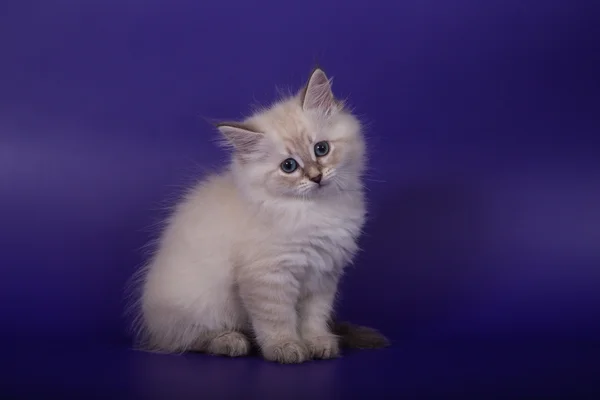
{"left": 134, "top": 68, "right": 388, "bottom": 364}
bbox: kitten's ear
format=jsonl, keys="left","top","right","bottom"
{"left": 301, "top": 68, "right": 336, "bottom": 113}
{"left": 216, "top": 121, "right": 263, "bottom": 153}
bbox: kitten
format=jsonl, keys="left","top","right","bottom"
{"left": 133, "top": 68, "right": 389, "bottom": 363}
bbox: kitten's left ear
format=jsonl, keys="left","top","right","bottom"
{"left": 216, "top": 121, "right": 263, "bottom": 153}
{"left": 301, "top": 68, "right": 336, "bottom": 113}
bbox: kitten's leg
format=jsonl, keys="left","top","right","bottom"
{"left": 238, "top": 268, "right": 309, "bottom": 364}
{"left": 297, "top": 275, "right": 340, "bottom": 359}
{"left": 190, "top": 330, "right": 251, "bottom": 357}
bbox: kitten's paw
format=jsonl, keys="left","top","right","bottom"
{"left": 262, "top": 340, "right": 309, "bottom": 364}
{"left": 207, "top": 331, "right": 251, "bottom": 357}
{"left": 305, "top": 335, "right": 340, "bottom": 359}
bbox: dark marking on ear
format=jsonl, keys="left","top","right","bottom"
{"left": 215, "top": 120, "right": 261, "bottom": 133}
{"left": 217, "top": 121, "right": 264, "bottom": 155}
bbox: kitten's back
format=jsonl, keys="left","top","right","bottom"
{"left": 138, "top": 171, "right": 251, "bottom": 350}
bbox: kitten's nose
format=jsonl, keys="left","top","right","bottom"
{"left": 309, "top": 173, "right": 323, "bottom": 184}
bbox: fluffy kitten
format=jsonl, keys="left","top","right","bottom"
{"left": 134, "top": 68, "right": 388, "bottom": 363}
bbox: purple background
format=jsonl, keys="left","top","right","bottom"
{"left": 1, "top": 0, "right": 599, "bottom": 397}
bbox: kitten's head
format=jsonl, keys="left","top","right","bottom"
{"left": 217, "top": 68, "right": 365, "bottom": 201}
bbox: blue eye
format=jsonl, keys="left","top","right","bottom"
{"left": 314, "top": 141, "right": 330, "bottom": 157}
{"left": 280, "top": 158, "right": 298, "bottom": 173}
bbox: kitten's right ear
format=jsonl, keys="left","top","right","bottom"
{"left": 301, "top": 68, "right": 336, "bottom": 113}
{"left": 216, "top": 122, "right": 263, "bottom": 153}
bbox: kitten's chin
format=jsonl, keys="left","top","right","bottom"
{"left": 293, "top": 182, "right": 337, "bottom": 200}
{"left": 254, "top": 181, "right": 341, "bottom": 203}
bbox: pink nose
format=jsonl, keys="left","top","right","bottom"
{"left": 309, "top": 173, "right": 322, "bottom": 184}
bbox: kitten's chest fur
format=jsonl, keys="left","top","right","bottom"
{"left": 255, "top": 196, "right": 365, "bottom": 274}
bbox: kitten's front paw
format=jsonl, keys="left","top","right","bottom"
{"left": 305, "top": 335, "right": 340, "bottom": 359}
{"left": 207, "top": 331, "right": 251, "bottom": 357}
{"left": 262, "top": 340, "right": 309, "bottom": 364}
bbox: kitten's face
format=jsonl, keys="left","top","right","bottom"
{"left": 219, "top": 69, "right": 365, "bottom": 200}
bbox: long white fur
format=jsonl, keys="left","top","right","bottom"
{"left": 133, "top": 69, "right": 367, "bottom": 362}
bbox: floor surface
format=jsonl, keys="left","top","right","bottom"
{"left": 3, "top": 338, "right": 599, "bottom": 399}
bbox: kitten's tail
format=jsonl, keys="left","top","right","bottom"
{"left": 331, "top": 321, "right": 391, "bottom": 349}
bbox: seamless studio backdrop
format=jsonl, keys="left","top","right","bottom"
{"left": 1, "top": 0, "right": 599, "bottom": 398}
